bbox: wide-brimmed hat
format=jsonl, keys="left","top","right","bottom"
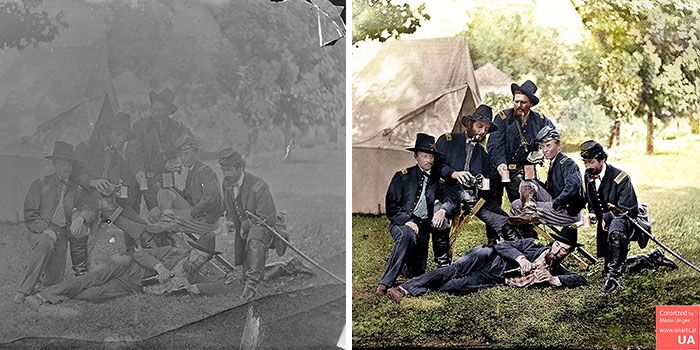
{"left": 45, "top": 141, "right": 74, "bottom": 162}
{"left": 461, "top": 104, "right": 499, "bottom": 133}
{"left": 511, "top": 80, "right": 540, "bottom": 106}
{"left": 174, "top": 133, "right": 198, "bottom": 151}
{"left": 218, "top": 147, "right": 244, "bottom": 168}
{"left": 580, "top": 140, "right": 606, "bottom": 160}
{"left": 188, "top": 235, "right": 222, "bottom": 255}
{"left": 100, "top": 112, "right": 136, "bottom": 141}
{"left": 406, "top": 133, "right": 439, "bottom": 156}
{"left": 550, "top": 226, "right": 583, "bottom": 248}
{"left": 536, "top": 125, "right": 560, "bottom": 143}
{"left": 149, "top": 88, "right": 177, "bottom": 114}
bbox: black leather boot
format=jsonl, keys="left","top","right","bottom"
{"left": 432, "top": 229, "right": 452, "bottom": 267}
{"left": 508, "top": 184, "right": 540, "bottom": 226}
{"left": 263, "top": 256, "right": 315, "bottom": 280}
{"left": 500, "top": 223, "right": 523, "bottom": 242}
{"left": 70, "top": 235, "right": 90, "bottom": 276}
{"left": 241, "top": 239, "right": 267, "bottom": 302}
{"left": 601, "top": 231, "right": 629, "bottom": 294}
{"left": 650, "top": 248, "right": 678, "bottom": 269}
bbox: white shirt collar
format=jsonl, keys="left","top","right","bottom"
{"left": 599, "top": 163, "right": 607, "bottom": 180}
{"left": 236, "top": 172, "right": 245, "bottom": 187}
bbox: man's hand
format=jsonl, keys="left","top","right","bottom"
{"left": 497, "top": 164, "right": 508, "bottom": 173}
{"left": 70, "top": 216, "right": 85, "bottom": 237}
{"left": 516, "top": 256, "right": 533, "bottom": 275}
{"left": 241, "top": 219, "right": 253, "bottom": 233}
{"left": 405, "top": 221, "right": 419, "bottom": 235}
{"left": 534, "top": 268, "right": 556, "bottom": 284}
{"left": 154, "top": 264, "right": 171, "bottom": 283}
{"left": 431, "top": 209, "right": 446, "bottom": 229}
{"left": 135, "top": 171, "right": 148, "bottom": 190}
{"left": 451, "top": 171, "right": 475, "bottom": 186}
{"left": 89, "top": 179, "right": 112, "bottom": 193}
{"left": 43, "top": 229, "right": 57, "bottom": 243}
{"left": 171, "top": 277, "right": 191, "bottom": 292}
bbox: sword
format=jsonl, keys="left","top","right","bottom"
{"left": 182, "top": 231, "right": 237, "bottom": 273}
{"left": 449, "top": 198, "right": 485, "bottom": 255}
{"left": 246, "top": 211, "right": 345, "bottom": 284}
{"left": 607, "top": 203, "right": 700, "bottom": 273}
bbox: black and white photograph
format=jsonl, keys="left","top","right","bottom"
{"left": 0, "top": 0, "right": 346, "bottom": 348}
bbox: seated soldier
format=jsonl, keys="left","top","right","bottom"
{"left": 509, "top": 126, "right": 585, "bottom": 227}
{"left": 146, "top": 135, "right": 223, "bottom": 244}
{"left": 386, "top": 227, "right": 587, "bottom": 303}
{"left": 23, "top": 236, "right": 225, "bottom": 310}
{"left": 375, "top": 133, "right": 459, "bottom": 296}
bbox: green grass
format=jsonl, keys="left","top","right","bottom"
{"left": 352, "top": 135, "right": 700, "bottom": 348}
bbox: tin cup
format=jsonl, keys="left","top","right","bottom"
{"left": 118, "top": 185, "right": 128, "bottom": 199}
{"left": 524, "top": 165, "right": 535, "bottom": 180}
{"left": 583, "top": 215, "right": 592, "bottom": 228}
{"left": 479, "top": 178, "right": 490, "bottom": 190}
{"left": 499, "top": 168, "right": 510, "bottom": 183}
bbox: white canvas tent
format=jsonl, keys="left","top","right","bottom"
{"left": 352, "top": 37, "right": 481, "bottom": 214}
{"left": 0, "top": 46, "right": 117, "bottom": 222}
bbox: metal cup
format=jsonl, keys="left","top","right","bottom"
{"left": 524, "top": 165, "right": 535, "bottom": 180}
{"left": 480, "top": 178, "right": 490, "bottom": 190}
{"left": 118, "top": 185, "right": 128, "bottom": 199}
{"left": 583, "top": 215, "right": 592, "bottom": 228}
{"left": 499, "top": 168, "right": 510, "bottom": 183}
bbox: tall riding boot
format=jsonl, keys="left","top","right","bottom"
{"left": 649, "top": 248, "right": 678, "bottom": 269}
{"left": 241, "top": 239, "right": 267, "bottom": 302}
{"left": 263, "top": 256, "right": 315, "bottom": 280}
{"left": 500, "top": 223, "right": 523, "bottom": 242}
{"left": 486, "top": 226, "right": 500, "bottom": 246}
{"left": 601, "top": 231, "right": 629, "bottom": 294}
{"left": 432, "top": 230, "right": 452, "bottom": 267}
{"left": 70, "top": 235, "right": 90, "bottom": 276}
{"left": 507, "top": 184, "right": 540, "bottom": 226}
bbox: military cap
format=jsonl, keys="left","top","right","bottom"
{"left": 218, "top": 148, "right": 244, "bottom": 167}
{"left": 580, "top": 140, "right": 606, "bottom": 160}
{"left": 461, "top": 104, "right": 499, "bottom": 133}
{"left": 536, "top": 125, "right": 560, "bottom": 143}
{"left": 511, "top": 80, "right": 540, "bottom": 106}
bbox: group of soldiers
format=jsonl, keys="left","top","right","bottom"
{"left": 377, "top": 80, "right": 678, "bottom": 303}
{"left": 14, "top": 88, "right": 314, "bottom": 310}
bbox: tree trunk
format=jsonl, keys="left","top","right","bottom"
{"left": 647, "top": 112, "right": 654, "bottom": 154}
{"left": 691, "top": 114, "right": 700, "bottom": 135}
{"left": 284, "top": 115, "right": 293, "bottom": 160}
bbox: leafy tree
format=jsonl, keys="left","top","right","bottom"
{"left": 352, "top": 0, "right": 430, "bottom": 44}
{"left": 0, "top": 0, "right": 67, "bottom": 50}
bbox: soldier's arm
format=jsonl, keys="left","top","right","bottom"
{"left": 133, "top": 246, "right": 178, "bottom": 270}
{"left": 74, "top": 187, "right": 97, "bottom": 225}
{"left": 486, "top": 113, "right": 507, "bottom": 167}
{"left": 551, "top": 264, "right": 588, "bottom": 287}
{"left": 435, "top": 180, "right": 459, "bottom": 218}
{"left": 24, "top": 179, "right": 49, "bottom": 233}
{"left": 190, "top": 167, "right": 221, "bottom": 218}
{"left": 253, "top": 181, "right": 277, "bottom": 226}
{"left": 616, "top": 174, "right": 639, "bottom": 218}
{"left": 125, "top": 119, "right": 146, "bottom": 176}
{"left": 495, "top": 238, "right": 536, "bottom": 262}
{"left": 552, "top": 160, "right": 583, "bottom": 210}
{"left": 385, "top": 172, "right": 411, "bottom": 225}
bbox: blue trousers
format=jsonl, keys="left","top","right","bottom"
{"left": 401, "top": 245, "right": 503, "bottom": 296}
{"left": 379, "top": 223, "right": 431, "bottom": 287}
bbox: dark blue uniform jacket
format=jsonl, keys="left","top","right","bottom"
{"left": 385, "top": 165, "right": 458, "bottom": 226}
{"left": 545, "top": 152, "right": 585, "bottom": 216}
{"left": 487, "top": 108, "right": 555, "bottom": 167}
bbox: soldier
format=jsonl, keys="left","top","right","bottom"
{"left": 23, "top": 235, "right": 225, "bottom": 310}
{"left": 126, "top": 88, "right": 192, "bottom": 211}
{"left": 72, "top": 112, "right": 149, "bottom": 252}
{"left": 580, "top": 140, "right": 639, "bottom": 294}
{"left": 486, "top": 80, "right": 555, "bottom": 206}
{"left": 375, "top": 133, "right": 459, "bottom": 297}
{"left": 13, "top": 141, "right": 96, "bottom": 304}
{"left": 508, "top": 126, "right": 585, "bottom": 227}
{"left": 435, "top": 104, "right": 521, "bottom": 247}
{"left": 218, "top": 148, "right": 314, "bottom": 302}
{"left": 146, "top": 135, "right": 223, "bottom": 240}
{"left": 386, "top": 227, "right": 587, "bottom": 303}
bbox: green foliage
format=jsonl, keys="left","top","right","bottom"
{"left": 0, "top": 0, "right": 67, "bottom": 50}
{"left": 481, "top": 93, "right": 511, "bottom": 115}
{"left": 351, "top": 0, "right": 430, "bottom": 44}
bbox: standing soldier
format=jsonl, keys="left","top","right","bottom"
{"left": 435, "top": 104, "right": 520, "bottom": 247}
{"left": 508, "top": 126, "right": 585, "bottom": 227}
{"left": 375, "top": 133, "right": 459, "bottom": 297}
{"left": 72, "top": 112, "right": 149, "bottom": 252}
{"left": 126, "top": 88, "right": 192, "bottom": 211}
{"left": 580, "top": 140, "right": 639, "bottom": 294}
{"left": 487, "top": 80, "right": 555, "bottom": 206}
{"left": 14, "top": 141, "right": 96, "bottom": 304}
{"left": 218, "top": 148, "right": 314, "bottom": 302}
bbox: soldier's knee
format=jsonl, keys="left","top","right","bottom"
{"left": 34, "top": 234, "right": 55, "bottom": 254}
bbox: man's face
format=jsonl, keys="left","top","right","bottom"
{"left": 221, "top": 164, "right": 244, "bottom": 182}
{"left": 545, "top": 241, "right": 573, "bottom": 266}
{"left": 513, "top": 93, "right": 532, "bottom": 118}
{"left": 107, "top": 129, "right": 128, "bottom": 150}
{"left": 414, "top": 151, "right": 434, "bottom": 172}
{"left": 466, "top": 120, "right": 491, "bottom": 142}
{"left": 184, "top": 248, "right": 213, "bottom": 273}
{"left": 583, "top": 158, "right": 605, "bottom": 176}
{"left": 540, "top": 139, "right": 560, "bottom": 160}
{"left": 151, "top": 101, "right": 170, "bottom": 120}
{"left": 178, "top": 147, "right": 198, "bottom": 167}
{"left": 53, "top": 159, "right": 73, "bottom": 180}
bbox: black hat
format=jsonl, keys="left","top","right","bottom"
{"left": 188, "top": 235, "right": 222, "bottom": 255}
{"left": 550, "top": 227, "right": 583, "bottom": 248}
{"left": 149, "top": 88, "right": 177, "bottom": 114}
{"left": 100, "top": 112, "right": 136, "bottom": 141}
{"left": 580, "top": 140, "right": 606, "bottom": 160}
{"left": 45, "top": 141, "right": 74, "bottom": 162}
{"left": 461, "top": 104, "right": 499, "bottom": 133}
{"left": 406, "top": 133, "right": 438, "bottom": 155}
{"left": 218, "top": 147, "right": 244, "bottom": 167}
{"left": 510, "top": 80, "right": 540, "bottom": 106}
{"left": 536, "top": 125, "right": 560, "bottom": 143}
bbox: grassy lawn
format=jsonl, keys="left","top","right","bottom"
{"left": 352, "top": 136, "right": 700, "bottom": 348}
